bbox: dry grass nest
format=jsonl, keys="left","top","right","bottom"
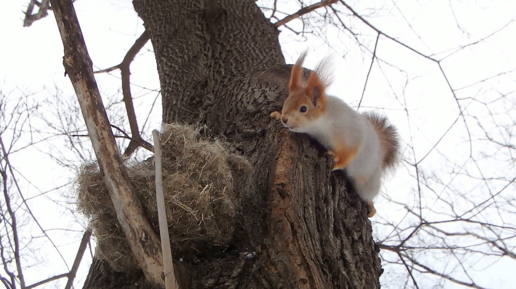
{"left": 77, "top": 123, "right": 253, "bottom": 272}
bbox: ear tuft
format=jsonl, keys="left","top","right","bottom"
{"left": 289, "top": 50, "right": 308, "bottom": 91}
{"left": 314, "top": 55, "right": 334, "bottom": 88}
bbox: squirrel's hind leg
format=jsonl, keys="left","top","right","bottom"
{"left": 351, "top": 169, "right": 381, "bottom": 217}
{"left": 366, "top": 200, "right": 376, "bottom": 218}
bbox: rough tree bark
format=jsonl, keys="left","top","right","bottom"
{"left": 83, "top": 1, "right": 382, "bottom": 288}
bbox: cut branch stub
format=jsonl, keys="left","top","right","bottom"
{"left": 152, "top": 130, "right": 179, "bottom": 289}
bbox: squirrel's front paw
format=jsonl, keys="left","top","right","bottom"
{"left": 270, "top": 111, "right": 282, "bottom": 120}
{"left": 328, "top": 151, "right": 342, "bottom": 171}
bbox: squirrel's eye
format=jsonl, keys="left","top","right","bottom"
{"left": 299, "top": 106, "right": 307, "bottom": 113}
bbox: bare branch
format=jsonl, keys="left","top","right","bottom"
{"left": 0, "top": 169, "right": 24, "bottom": 288}
{"left": 0, "top": 133, "right": 71, "bottom": 274}
{"left": 25, "top": 273, "right": 68, "bottom": 289}
{"left": 64, "top": 228, "right": 92, "bottom": 289}
{"left": 0, "top": 276, "right": 13, "bottom": 289}
{"left": 275, "top": 0, "right": 338, "bottom": 28}
{"left": 119, "top": 30, "right": 154, "bottom": 157}
{"left": 357, "top": 32, "right": 380, "bottom": 110}
{"left": 23, "top": 0, "right": 51, "bottom": 27}
{"left": 407, "top": 256, "right": 488, "bottom": 289}
{"left": 93, "top": 30, "right": 154, "bottom": 157}
{"left": 398, "top": 252, "right": 420, "bottom": 289}
{"left": 94, "top": 65, "right": 120, "bottom": 74}
{"left": 269, "top": 0, "right": 278, "bottom": 21}
{"left": 338, "top": 0, "right": 437, "bottom": 61}
{"left": 0, "top": 194, "right": 16, "bottom": 289}
{"left": 49, "top": 0, "right": 164, "bottom": 285}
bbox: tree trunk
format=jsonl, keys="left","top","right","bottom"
{"left": 83, "top": 1, "right": 381, "bottom": 288}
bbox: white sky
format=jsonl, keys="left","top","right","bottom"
{"left": 1, "top": 0, "right": 515, "bottom": 288}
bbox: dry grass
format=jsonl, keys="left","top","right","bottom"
{"left": 77, "top": 124, "right": 252, "bottom": 272}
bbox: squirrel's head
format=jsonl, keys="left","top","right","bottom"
{"left": 279, "top": 51, "right": 331, "bottom": 132}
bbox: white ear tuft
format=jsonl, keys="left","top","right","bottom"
{"left": 314, "top": 55, "right": 334, "bottom": 89}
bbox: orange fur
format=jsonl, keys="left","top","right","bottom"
{"left": 289, "top": 51, "right": 307, "bottom": 91}
{"left": 305, "top": 71, "right": 326, "bottom": 111}
{"left": 329, "top": 145, "right": 359, "bottom": 170}
{"left": 366, "top": 200, "right": 376, "bottom": 217}
{"left": 283, "top": 88, "right": 326, "bottom": 122}
{"left": 272, "top": 51, "right": 400, "bottom": 219}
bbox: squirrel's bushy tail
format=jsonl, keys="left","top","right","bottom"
{"left": 363, "top": 112, "right": 399, "bottom": 170}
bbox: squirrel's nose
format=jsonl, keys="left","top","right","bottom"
{"left": 281, "top": 117, "right": 288, "bottom": 124}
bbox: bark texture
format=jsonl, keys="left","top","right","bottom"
{"left": 83, "top": 0, "right": 382, "bottom": 288}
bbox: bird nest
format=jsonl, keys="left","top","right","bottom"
{"left": 77, "top": 123, "right": 252, "bottom": 272}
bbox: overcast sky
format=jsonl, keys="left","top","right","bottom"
{"left": 1, "top": 0, "right": 515, "bottom": 288}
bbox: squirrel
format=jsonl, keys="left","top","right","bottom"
{"left": 271, "top": 51, "right": 399, "bottom": 218}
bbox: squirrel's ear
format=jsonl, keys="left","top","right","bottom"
{"left": 305, "top": 71, "right": 325, "bottom": 108}
{"left": 289, "top": 51, "right": 308, "bottom": 91}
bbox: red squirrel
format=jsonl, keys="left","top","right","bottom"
{"left": 271, "top": 51, "right": 399, "bottom": 217}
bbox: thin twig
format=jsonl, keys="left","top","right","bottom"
{"left": 338, "top": 0, "right": 437, "bottom": 61}
{"left": 398, "top": 252, "right": 420, "bottom": 289}
{"left": 0, "top": 277, "right": 13, "bottom": 289}
{"left": 357, "top": 32, "right": 379, "bottom": 110}
{"left": 0, "top": 174, "right": 18, "bottom": 289}
{"left": 1, "top": 169, "right": 25, "bottom": 288}
{"left": 408, "top": 256, "right": 488, "bottom": 289}
{"left": 269, "top": 0, "right": 278, "bottom": 20}
{"left": 152, "top": 130, "right": 180, "bottom": 289}
{"left": 25, "top": 273, "right": 68, "bottom": 289}
{"left": 23, "top": 0, "right": 51, "bottom": 27}
{"left": 275, "top": 0, "right": 337, "bottom": 27}
{"left": 110, "top": 124, "right": 131, "bottom": 139}
{"left": 94, "top": 64, "right": 120, "bottom": 74}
